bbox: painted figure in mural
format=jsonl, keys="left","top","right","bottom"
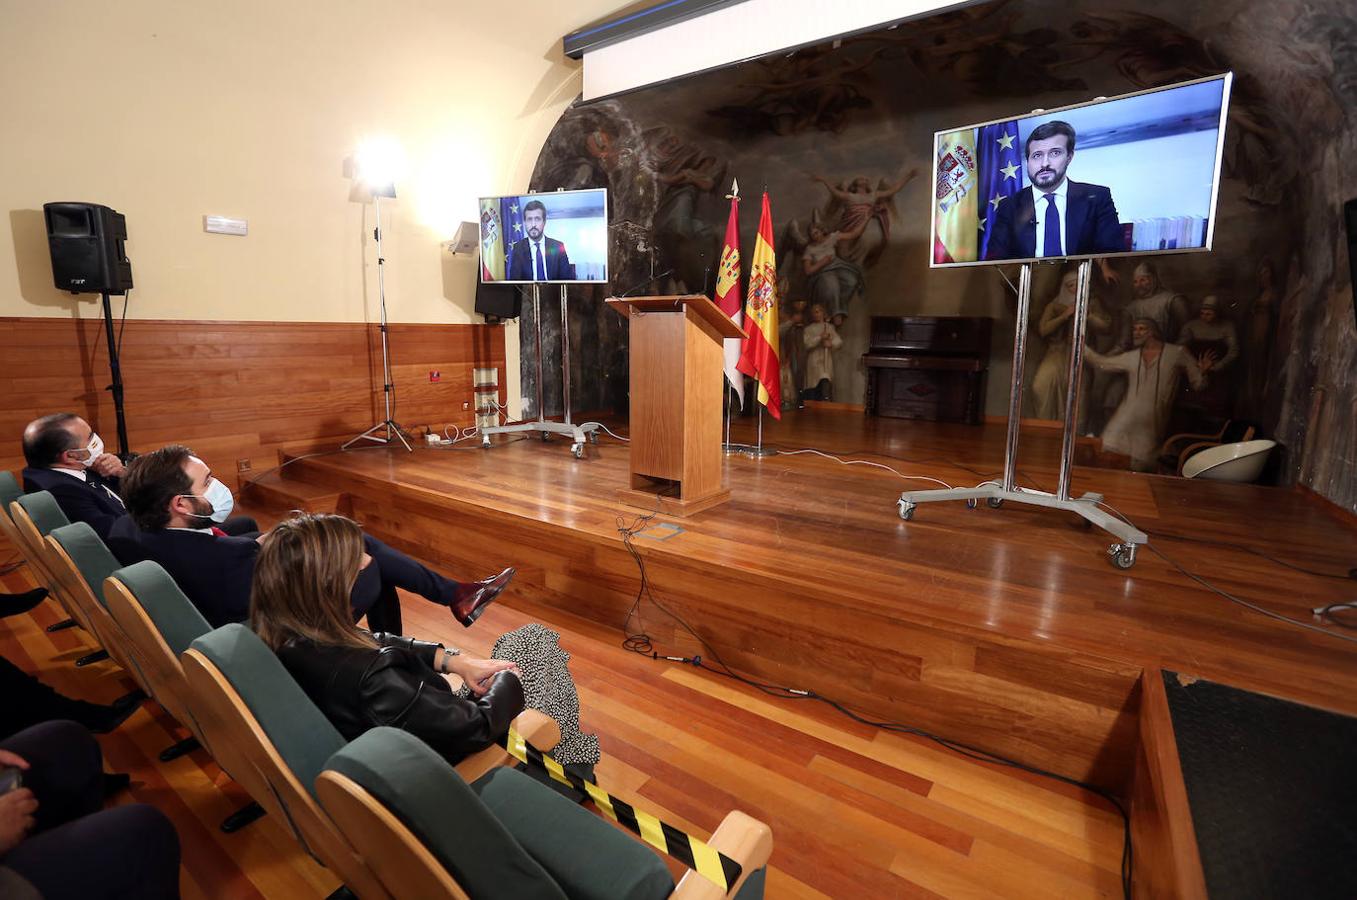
{"left": 646, "top": 128, "right": 726, "bottom": 294}
{"left": 1122, "top": 262, "right": 1188, "bottom": 347}
{"left": 985, "top": 121, "right": 1124, "bottom": 262}
{"left": 1176, "top": 294, "right": 1239, "bottom": 421}
{"left": 808, "top": 167, "right": 917, "bottom": 267}
{"left": 779, "top": 301, "right": 808, "bottom": 411}
{"left": 1084, "top": 318, "right": 1206, "bottom": 471}
{"left": 708, "top": 45, "right": 882, "bottom": 136}
{"left": 799, "top": 219, "right": 868, "bottom": 327}
{"left": 1030, "top": 268, "right": 1112, "bottom": 421}
{"left": 1179, "top": 296, "right": 1238, "bottom": 375}
{"left": 801, "top": 303, "right": 843, "bottom": 401}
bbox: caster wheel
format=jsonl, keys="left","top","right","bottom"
{"left": 571, "top": 443, "right": 583, "bottom": 459}
{"left": 541, "top": 432, "right": 551, "bottom": 442}
{"left": 1108, "top": 543, "right": 1138, "bottom": 570}
{"left": 588, "top": 431, "right": 600, "bottom": 444}
{"left": 898, "top": 501, "right": 916, "bottom": 521}
{"left": 987, "top": 497, "right": 1004, "bottom": 509}
{"left": 480, "top": 438, "right": 490, "bottom": 450}
{"left": 966, "top": 498, "right": 978, "bottom": 510}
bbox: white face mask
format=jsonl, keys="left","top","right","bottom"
{"left": 178, "top": 477, "right": 235, "bottom": 524}
{"left": 70, "top": 433, "right": 104, "bottom": 468}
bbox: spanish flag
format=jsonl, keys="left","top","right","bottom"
{"left": 479, "top": 199, "right": 505, "bottom": 281}
{"left": 932, "top": 128, "right": 979, "bottom": 264}
{"left": 735, "top": 191, "right": 781, "bottom": 418}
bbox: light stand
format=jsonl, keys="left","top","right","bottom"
{"left": 894, "top": 258, "right": 1148, "bottom": 569}
{"left": 344, "top": 190, "right": 412, "bottom": 452}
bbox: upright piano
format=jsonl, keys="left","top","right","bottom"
{"left": 862, "top": 316, "right": 993, "bottom": 424}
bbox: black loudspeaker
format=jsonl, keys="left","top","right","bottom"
{"left": 43, "top": 202, "right": 133, "bottom": 294}
{"left": 1345, "top": 198, "right": 1357, "bottom": 329}
{"left": 475, "top": 277, "right": 522, "bottom": 321}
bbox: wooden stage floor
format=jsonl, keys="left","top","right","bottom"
{"left": 271, "top": 407, "right": 1357, "bottom": 790}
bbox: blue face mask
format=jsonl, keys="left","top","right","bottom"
{"left": 178, "top": 477, "right": 235, "bottom": 524}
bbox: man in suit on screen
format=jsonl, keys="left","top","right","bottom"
{"left": 985, "top": 120, "right": 1125, "bottom": 261}
{"left": 507, "top": 199, "right": 575, "bottom": 281}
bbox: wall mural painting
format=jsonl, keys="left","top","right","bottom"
{"left": 525, "top": 0, "right": 1357, "bottom": 509}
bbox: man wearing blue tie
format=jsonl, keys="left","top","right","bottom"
{"left": 507, "top": 200, "right": 575, "bottom": 281}
{"left": 985, "top": 120, "right": 1125, "bottom": 262}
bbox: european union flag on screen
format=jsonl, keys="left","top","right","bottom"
{"left": 501, "top": 197, "right": 525, "bottom": 273}
{"left": 977, "top": 121, "right": 1023, "bottom": 260}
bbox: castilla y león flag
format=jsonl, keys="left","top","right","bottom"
{"left": 714, "top": 180, "right": 746, "bottom": 407}
{"left": 735, "top": 191, "right": 781, "bottom": 418}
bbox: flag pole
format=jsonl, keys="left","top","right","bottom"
{"left": 724, "top": 383, "right": 732, "bottom": 450}
{"left": 745, "top": 400, "right": 777, "bottom": 457}
{"left": 723, "top": 382, "right": 751, "bottom": 454}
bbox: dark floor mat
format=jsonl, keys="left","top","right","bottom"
{"left": 1163, "top": 671, "right": 1357, "bottom": 899}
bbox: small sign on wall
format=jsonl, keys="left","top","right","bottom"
{"left": 204, "top": 215, "right": 247, "bottom": 236}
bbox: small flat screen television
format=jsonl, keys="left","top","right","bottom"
{"left": 930, "top": 73, "right": 1233, "bottom": 268}
{"left": 478, "top": 187, "right": 608, "bottom": 284}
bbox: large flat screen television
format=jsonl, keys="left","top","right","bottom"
{"left": 478, "top": 187, "right": 608, "bottom": 284}
{"left": 930, "top": 73, "right": 1233, "bottom": 268}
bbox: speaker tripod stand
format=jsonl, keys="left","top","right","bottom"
{"left": 344, "top": 192, "right": 412, "bottom": 452}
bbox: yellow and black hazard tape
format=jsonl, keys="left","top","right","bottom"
{"left": 505, "top": 724, "right": 743, "bottom": 894}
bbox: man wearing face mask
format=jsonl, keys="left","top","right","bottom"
{"left": 20, "top": 414, "right": 257, "bottom": 547}
{"left": 112, "top": 445, "right": 513, "bottom": 632}
{"left": 21, "top": 414, "right": 132, "bottom": 543}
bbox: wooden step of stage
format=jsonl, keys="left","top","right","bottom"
{"left": 241, "top": 468, "right": 350, "bottom": 517}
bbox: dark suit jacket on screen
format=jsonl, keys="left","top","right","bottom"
{"left": 21, "top": 467, "right": 127, "bottom": 541}
{"left": 984, "top": 180, "right": 1125, "bottom": 261}
{"left": 507, "top": 236, "right": 575, "bottom": 281}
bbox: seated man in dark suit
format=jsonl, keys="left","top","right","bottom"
{"left": 111, "top": 445, "right": 513, "bottom": 632}
{"left": 21, "top": 414, "right": 134, "bottom": 543}
{"left": 506, "top": 199, "right": 576, "bottom": 281}
{"left": 985, "top": 120, "right": 1124, "bottom": 262}
{"left": 20, "top": 413, "right": 257, "bottom": 547}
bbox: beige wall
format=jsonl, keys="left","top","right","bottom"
{"left": 0, "top": 0, "right": 626, "bottom": 415}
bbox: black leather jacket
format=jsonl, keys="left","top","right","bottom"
{"left": 277, "top": 633, "right": 525, "bottom": 764}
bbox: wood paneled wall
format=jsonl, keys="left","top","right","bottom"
{"left": 0, "top": 317, "right": 505, "bottom": 488}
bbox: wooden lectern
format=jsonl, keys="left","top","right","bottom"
{"left": 606, "top": 294, "right": 746, "bottom": 516}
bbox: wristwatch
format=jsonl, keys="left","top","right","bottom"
{"left": 438, "top": 646, "right": 461, "bottom": 674}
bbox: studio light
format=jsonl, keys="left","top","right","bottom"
{"left": 354, "top": 136, "right": 406, "bottom": 198}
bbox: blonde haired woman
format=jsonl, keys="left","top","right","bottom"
{"left": 250, "top": 513, "right": 526, "bottom": 764}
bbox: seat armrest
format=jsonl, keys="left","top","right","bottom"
{"left": 671, "top": 810, "right": 774, "bottom": 899}
{"left": 454, "top": 710, "right": 561, "bottom": 784}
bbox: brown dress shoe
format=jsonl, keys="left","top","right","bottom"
{"left": 449, "top": 567, "right": 515, "bottom": 626}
